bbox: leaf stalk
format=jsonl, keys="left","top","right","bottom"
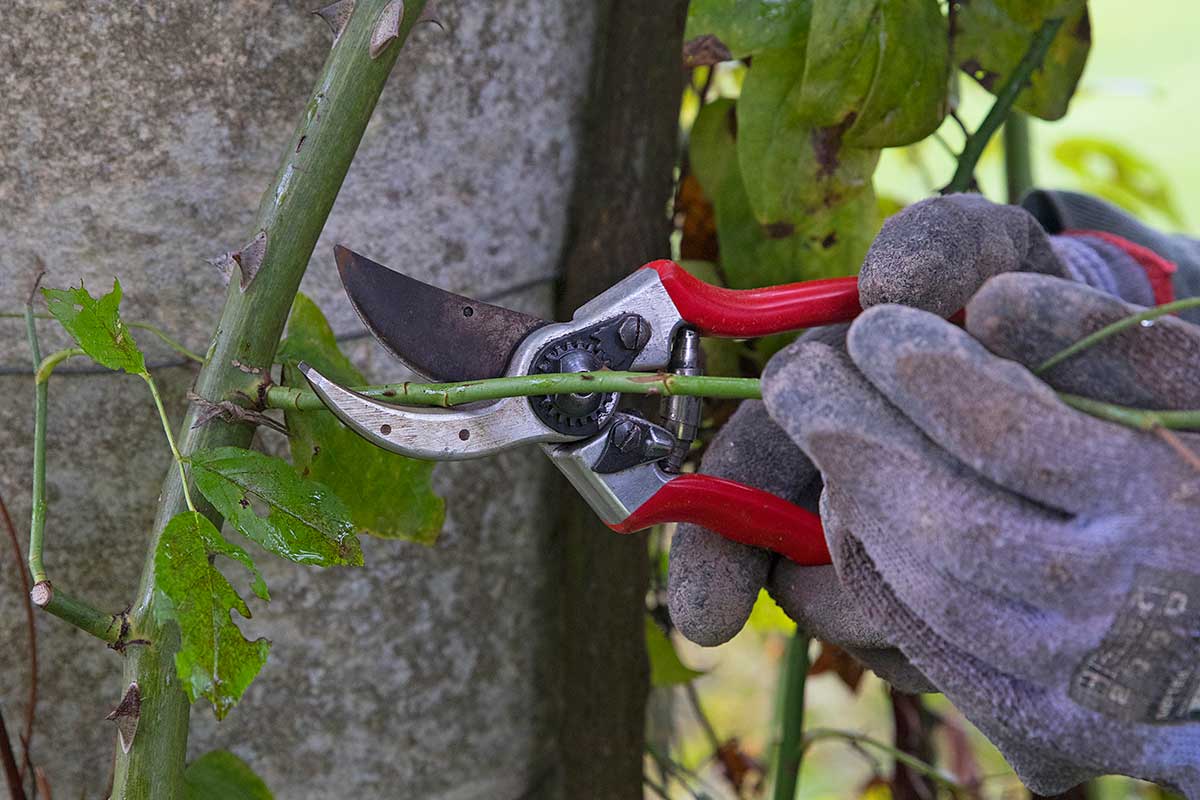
{"left": 141, "top": 373, "right": 195, "bottom": 512}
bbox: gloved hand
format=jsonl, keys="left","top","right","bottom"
{"left": 669, "top": 192, "right": 1176, "bottom": 670}
{"left": 761, "top": 275, "right": 1200, "bottom": 795}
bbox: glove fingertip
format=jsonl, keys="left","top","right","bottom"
{"left": 668, "top": 524, "right": 769, "bottom": 646}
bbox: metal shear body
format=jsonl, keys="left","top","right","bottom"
{"left": 301, "top": 247, "right": 862, "bottom": 565}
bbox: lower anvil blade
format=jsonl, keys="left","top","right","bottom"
{"left": 335, "top": 245, "right": 549, "bottom": 382}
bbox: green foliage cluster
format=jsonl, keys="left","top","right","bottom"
{"left": 42, "top": 281, "right": 443, "bottom": 721}
{"left": 684, "top": 0, "right": 1092, "bottom": 288}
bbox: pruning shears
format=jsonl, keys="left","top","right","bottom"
{"left": 299, "top": 247, "right": 864, "bottom": 565}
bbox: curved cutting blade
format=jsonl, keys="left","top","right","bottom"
{"left": 299, "top": 363, "right": 575, "bottom": 459}
{"left": 335, "top": 245, "right": 549, "bottom": 382}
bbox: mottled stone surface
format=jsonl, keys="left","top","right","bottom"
{"left": 0, "top": 2, "right": 596, "bottom": 797}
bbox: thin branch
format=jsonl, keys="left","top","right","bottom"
{"left": 802, "top": 728, "right": 967, "bottom": 793}
{"left": 28, "top": 583, "right": 123, "bottom": 646}
{"left": 34, "top": 349, "right": 85, "bottom": 385}
{"left": 770, "top": 633, "right": 811, "bottom": 800}
{"left": 1036, "top": 297, "right": 1200, "bottom": 374}
{"left": 943, "top": 17, "right": 1065, "bottom": 195}
{"left": 0, "top": 492, "right": 36, "bottom": 779}
{"left": 683, "top": 682, "right": 722, "bottom": 755}
{"left": 23, "top": 277, "right": 129, "bottom": 646}
{"left": 0, "top": 707, "right": 28, "bottom": 800}
{"left": 1056, "top": 393, "right": 1200, "bottom": 432}
{"left": 266, "top": 370, "right": 763, "bottom": 412}
{"left": 24, "top": 285, "right": 47, "bottom": 587}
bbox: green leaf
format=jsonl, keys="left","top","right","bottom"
{"left": 800, "top": 0, "right": 948, "bottom": 147}
{"left": 278, "top": 294, "right": 445, "bottom": 544}
{"left": 736, "top": 47, "right": 879, "bottom": 227}
{"left": 955, "top": 0, "right": 1091, "bottom": 121}
{"left": 185, "top": 751, "right": 273, "bottom": 800}
{"left": 1052, "top": 137, "right": 1184, "bottom": 227}
{"left": 691, "top": 100, "right": 878, "bottom": 288}
{"left": 42, "top": 280, "right": 146, "bottom": 375}
{"left": 154, "top": 511, "right": 271, "bottom": 719}
{"left": 645, "top": 615, "right": 704, "bottom": 687}
{"left": 190, "top": 447, "right": 364, "bottom": 568}
{"left": 746, "top": 588, "right": 797, "bottom": 634}
{"left": 685, "top": 0, "right": 812, "bottom": 59}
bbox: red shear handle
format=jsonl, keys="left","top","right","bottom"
{"left": 608, "top": 474, "right": 831, "bottom": 566}
{"left": 644, "top": 260, "right": 861, "bottom": 338}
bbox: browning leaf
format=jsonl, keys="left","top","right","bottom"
{"left": 954, "top": 0, "right": 1090, "bottom": 120}
{"left": 683, "top": 34, "right": 733, "bottom": 69}
{"left": 685, "top": 0, "right": 812, "bottom": 58}
{"left": 692, "top": 99, "right": 878, "bottom": 288}
{"left": 736, "top": 47, "right": 879, "bottom": 225}
{"left": 809, "top": 641, "right": 866, "bottom": 691}
{"left": 801, "top": 0, "right": 948, "bottom": 148}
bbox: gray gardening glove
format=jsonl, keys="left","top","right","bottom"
{"left": 668, "top": 193, "right": 1163, "bottom": 686}
{"left": 1023, "top": 189, "right": 1200, "bottom": 321}
{"left": 762, "top": 276, "right": 1200, "bottom": 795}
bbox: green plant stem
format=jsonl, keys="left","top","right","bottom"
{"left": 23, "top": 305, "right": 118, "bottom": 643}
{"left": 29, "top": 583, "right": 122, "bottom": 646}
{"left": 266, "top": 370, "right": 764, "bottom": 411}
{"left": 1036, "top": 296, "right": 1200, "bottom": 374}
{"left": 141, "top": 373, "right": 195, "bottom": 512}
{"left": 110, "top": 3, "right": 428, "bottom": 797}
{"left": 34, "top": 348, "right": 85, "bottom": 384}
{"left": 1057, "top": 393, "right": 1200, "bottom": 432}
{"left": 1003, "top": 111, "right": 1033, "bottom": 204}
{"left": 770, "top": 633, "right": 810, "bottom": 800}
{"left": 944, "top": 17, "right": 1064, "bottom": 195}
{"left": 802, "top": 728, "right": 966, "bottom": 792}
{"left": 23, "top": 307, "right": 47, "bottom": 587}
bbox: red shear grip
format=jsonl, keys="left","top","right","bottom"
{"left": 643, "top": 260, "right": 862, "bottom": 338}
{"left": 608, "top": 474, "right": 832, "bottom": 566}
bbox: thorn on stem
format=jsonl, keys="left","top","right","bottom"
{"left": 105, "top": 683, "right": 140, "bottom": 755}
{"left": 370, "top": 0, "right": 404, "bottom": 59}
{"left": 313, "top": 0, "right": 355, "bottom": 41}
{"left": 207, "top": 230, "right": 268, "bottom": 290}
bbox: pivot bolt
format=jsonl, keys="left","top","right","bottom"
{"left": 617, "top": 315, "right": 651, "bottom": 351}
